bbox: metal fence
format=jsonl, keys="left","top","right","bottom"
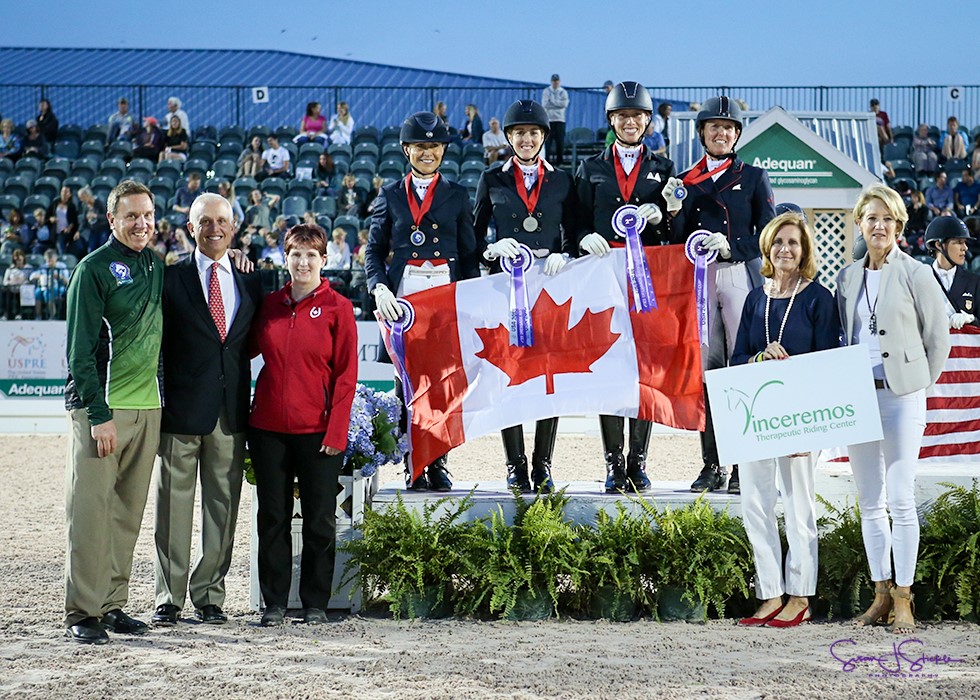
{"left": 5, "top": 83, "right": 977, "bottom": 137}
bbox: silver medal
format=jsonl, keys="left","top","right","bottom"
{"left": 522, "top": 215, "right": 538, "bottom": 232}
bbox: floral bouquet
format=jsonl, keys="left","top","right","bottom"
{"left": 345, "top": 383, "right": 407, "bottom": 477}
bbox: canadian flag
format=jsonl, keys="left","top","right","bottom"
{"left": 381, "top": 246, "right": 705, "bottom": 480}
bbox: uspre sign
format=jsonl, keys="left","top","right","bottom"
{"left": 705, "top": 345, "right": 883, "bottom": 464}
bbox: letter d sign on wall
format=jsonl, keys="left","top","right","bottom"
{"left": 252, "top": 86, "right": 269, "bottom": 104}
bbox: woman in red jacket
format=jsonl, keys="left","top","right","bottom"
{"left": 249, "top": 223, "right": 358, "bottom": 626}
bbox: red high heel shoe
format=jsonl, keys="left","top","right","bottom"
{"left": 765, "top": 605, "right": 811, "bottom": 628}
{"left": 738, "top": 605, "right": 784, "bottom": 626}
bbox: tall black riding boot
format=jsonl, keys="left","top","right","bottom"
{"left": 426, "top": 455, "right": 452, "bottom": 492}
{"left": 501, "top": 425, "right": 531, "bottom": 493}
{"left": 626, "top": 418, "right": 653, "bottom": 492}
{"left": 692, "top": 385, "right": 727, "bottom": 492}
{"left": 530, "top": 417, "right": 558, "bottom": 493}
{"left": 600, "top": 415, "right": 626, "bottom": 493}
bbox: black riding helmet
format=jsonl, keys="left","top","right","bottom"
{"left": 605, "top": 81, "right": 653, "bottom": 147}
{"left": 503, "top": 100, "right": 550, "bottom": 136}
{"left": 399, "top": 111, "right": 452, "bottom": 144}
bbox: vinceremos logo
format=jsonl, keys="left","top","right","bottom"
{"left": 725, "top": 380, "right": 858, "bottom": 443}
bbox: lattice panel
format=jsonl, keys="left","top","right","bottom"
{"left": 812, "top": 210, "right": 848, "bottom": 293}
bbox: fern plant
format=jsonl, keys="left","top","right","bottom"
{"left": 637, "top": 495, "right": 753, "bottom": 619}
{"left": 578, "top": 504, "right": 656, "bottom": 620}
{"left": 462, "top": 490, "right": 586, "bottom": 620}
{"left": 916, "top": 480, "right": 980, "bottom": 620}
{"left": 815, "top": 495, "right": 871, "bottom": 619}
{"left": 339, "top": 492, "right": 476, "bottom": 619}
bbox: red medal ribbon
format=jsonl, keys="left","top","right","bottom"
{"left": 612, "top": 144, "right": 644, "bottom": 202}
{"left": 682, "top": 155, "right": 732, "bottom": 187}
{"left": 511, "top": 158, "right": 545, "bottom": 216}
{"left": 405, "top": 173, "right": 441, "bottom": 227}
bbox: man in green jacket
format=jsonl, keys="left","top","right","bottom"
{"left": 63, "top": 180, "right": 163, "bottom": 644}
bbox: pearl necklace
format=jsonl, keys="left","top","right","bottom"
{"left": 765, "top": 275, "right": 804, "bottom": 346}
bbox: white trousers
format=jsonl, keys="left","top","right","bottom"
{"left": 740, "top": 453, "right": 819, "bottom": 599}
{"left": 847, "top": 388, "right": 926, "bottom": 587}
{"left": 703, "top": 261, "right": 752, "bottom": 370}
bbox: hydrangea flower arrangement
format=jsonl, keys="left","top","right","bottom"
{"left": 345, "top": 384, "right": 407, "bottom": 477}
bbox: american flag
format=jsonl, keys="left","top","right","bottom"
{"left": 826, "top": 326, "right": 980, "bottom": 463}
{"left": 920, "top": 325, "right": 980, "bottom": 462}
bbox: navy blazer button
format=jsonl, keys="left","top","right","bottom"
{"left": 881, "top": 352, "right": 889, "bottom": 358}
{"left": 879, "top": 330, "right": 886, "bottom": 335}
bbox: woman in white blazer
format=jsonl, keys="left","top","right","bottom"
{"left": 836, "top": 184, "right": 951, "bottom": 633}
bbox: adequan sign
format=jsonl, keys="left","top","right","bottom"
{"left": 739, "top": 123, "right": 861, "bottom": 189}
{"left": 704, "top": 345, "right": 883, "bottom": 465}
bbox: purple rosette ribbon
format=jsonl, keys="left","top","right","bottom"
{"left": 500, "top": 243, "right": 535, "bottom": 347}
{"left": 612, "top": 205, "right": 657, "bottom": 313}
{"left": 380, "top": 299, "right": 416, "bottom": 405}
{"left": 685, "top": 230, "right": 718, "bottom": 347}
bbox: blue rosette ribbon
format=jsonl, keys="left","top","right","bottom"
{"left": 500, "top": 243, "right": 535, "bottom": 347}
{"left": 685, "top": 230, "right": 718, "bottom": 347}
{"left": 381, "top": 299, "right": 416, "bottom": 405}
{"left": 612, "top": 205, "right": 657, "bottom": 313}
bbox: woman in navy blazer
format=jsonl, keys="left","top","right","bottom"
{"left": 836, "top": 184, "right": 950, "bottom": 634}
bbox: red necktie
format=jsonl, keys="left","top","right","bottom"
{"left": 208, "top": 261, "right": 227, "bottom": 342}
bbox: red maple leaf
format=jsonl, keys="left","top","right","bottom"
{"left": 474, "top": 290, "right": 621, "bottom": 395}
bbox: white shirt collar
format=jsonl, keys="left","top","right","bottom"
{"left": 502, "top": 157, "right": 554, "bottom": 173}
{"left": 195, "top": 249, "right": 231, "bottom": 275}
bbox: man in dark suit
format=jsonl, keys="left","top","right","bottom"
{"left": 670, "top": 96, "right": 776, "bottom": 494}
{"left": 152, "top": 193, "right": 264, "bottom": 626}
{"left": 925, "top": 215, "right": 980, "bottom": 328}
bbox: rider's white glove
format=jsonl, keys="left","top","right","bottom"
{"left": 702, "top": 231, "right": 731, "bottom": 259}
{"left": 483, "top": 238, "right": 522, "bottom": 261}
{"left": 662, "top": 177, "right": 686, "bottom": 213}
{"left": 543, "top": 253, "right": 568, "bottom": 275}
{"left": 373, "top": 284, "right": 402, "bottom": 321}
{"left": 636, "top": 203, "right": 662, "bottom": 226}
{"left": 950, "top": 311, "right": 975, "bottom": 330}
{"left": 579, "top": 232, "right": 611, "bottom": 257}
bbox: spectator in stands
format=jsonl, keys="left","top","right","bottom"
{"left": 652, "top": 102, "right": 672, "bottom": 156}
{"left": 433, "top": 101, "right": 449, "bottom": 126}
{"left": 160, "top": 116, "right": 189, "bottom": 163}
{"left": 170, "top": 227, "right": 195, "bottom": 262}
{"left": 36, "top": 98, "right": 58, "bottom": 145}
{"left": 108, "top": 97, "right": 138, "bottom": 142}
{"left": 325, "top": 227, "right": 351, "bottom": 270}
{"left": 237, "top": 136, "right": 264, "bottom": 178}
{"left": 542, "top": 73, "right": 569, "bottom": 165}
{"left": 971, "top": 133, "right": 980, "bottom": 178}
{"left": 1, "top": 248, "right": 32, "bottom": 320}
{"left": 133, "top": 117, "right": 165, "bottom": 161}
{"left": 173, "top": 172, "right": 203, "bottom": 226}
{"left": 954, "top": 168, "right": 980, "bottom": 217}
{"left": 482, "top": 117, "right": 510, "bottom": 164}
{"left": 315, "top": 152, "right": 335, "bottom": 196}
{"left": 906, "top": 190, "right": 929, "bottom": 248}
{"left": 1, "top": 209, "right": 29, "bottom": 255}
{"left": 870, "top": 98, "right": 892, "bottom": 152}
{"left": 352, "top": 228, "right": 369, "bottom": 269}
{"left": 258, "top": 135, "right": 290, "bottom": 181}
{"left": 910, "top": 123, "right": 939, "bottom": 175}
{"left": 461, "top": 104, "right": 484, "bottom": 143}
{"left": 217, "top": 180, "right": 244, "bottom": 227}
{"left": 236, "top": 230, "right": 261, "bottom": 266}
{"left": 327, "top": 101, "right": 354, "bottom": 146}
{"left": 294, "top": 101, "right": 329, "bottom": 146}
{"left": 261, "top": 228, "right": 285, "bottom": 267}
{"left": 30, "top": 248, "right": 69, "bottom": 319}
{"left": 76, "top": 187, "right": 110, "bottom": 254}
{"left": 941, "top": 117, "right": 967, "bottom": 161}
{"left": 165, "top": 97, "right": 189, "bottom": 133}
{"left": 0, "top": 119, "right": 21, "bottom": 161}
{"left": 925, "top": 171, "right": 954, "bottom": 218}
{"left": 602, "top": 80, "right": 614, "bottom": 94}
{"left": 30, "top": 206, "right": 54, "bottom": 253}
{"left": 338, "top": 174, "right": 363, "bottom": 216}
{"left": 47, "top": 186, "right": 79, "bottom": 256}
{"left": 21, "top": 119, "right": 49, "bottom": 159}
{"left": 245, "top": 189, "right": 279, "bottom": 232}
{"left": 360, "top": 175, "right": 383, "bottom": 218}
{"left": 642, "top": 121, "right": 667, "bottom": 155}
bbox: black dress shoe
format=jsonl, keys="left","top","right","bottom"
{"left": 67, "top": 617, "right": 109, "bottom": 645}
{"left": 406, "top": 468, "right": 429, "bottom": 491}
{"left": 303, "top": 607, "right": 328, "bottom": 625}
{"left": 260, "top": 605, "right": 286, "bottom": 627}
{"left": 427, "top": 457, "right": 452, "bottom": 492}
{"left": 152, "top": 604, "right": 180, "bottom": 626}
{"left": 604, "top": 453, "right": 627, "bottom": 493}
{"left": 690, "top": 465, "right": 726, "bottom": 492}
{"left": 195, "top": 604, "right": 227, "bottom": 625}
{"left": 101, "top": 609, "right": 148, "bottom": 635}
{"left": 727, "top": 465, "right": 740, "bottom": 495}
